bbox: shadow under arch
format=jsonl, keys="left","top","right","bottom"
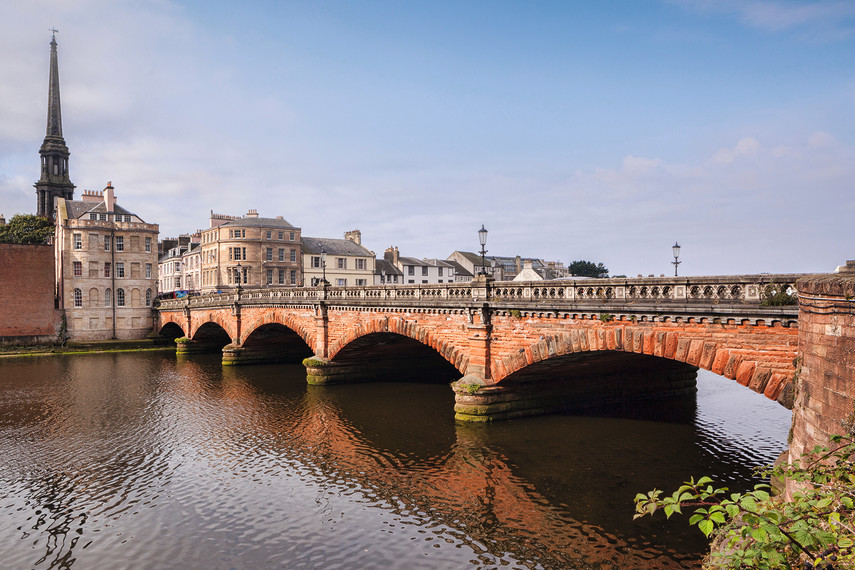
{"left": 324, "top": 332, "right": 461, "bottom": 385}
{"left": 159, "top": 321, "right": 185, "bottom": 341}
{"left": 181, "top": 321, "right": 232, "bottom": 354}
{"left": 458, "top": 350, "right": 699, "bottom": 422}
{"left": 237, "top": 322, "right": 314, "bottom": 364}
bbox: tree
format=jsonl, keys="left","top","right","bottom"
{"left": 634, "top": 436, "right": 855, "bottom": 568}
{"left": 569, "top": 260, "right": 608, "bottom": 278}
{"left": 0, "top": 214, "right": 54, "bottom": 245}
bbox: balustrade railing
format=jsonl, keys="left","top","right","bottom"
{"left": 156, "top": 274, "right": 808, "bottom": 311}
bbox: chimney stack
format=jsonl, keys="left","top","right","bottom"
{"left": 104, "top": 182, "right": 116, "bottom": 212}
{"left": 344, "top": 229, "right": 362, "bottom": 245}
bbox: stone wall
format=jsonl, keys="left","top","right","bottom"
{"left": 790, "top": 274, "right": 855, "bottom": 460}
{"left": 0, "top": 244, "right": 61, "bottom": 344}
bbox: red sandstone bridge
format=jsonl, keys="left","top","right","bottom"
{"left": 157, "top": 274, "right": 804, "bottom": 422}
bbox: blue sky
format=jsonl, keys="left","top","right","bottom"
{"left": 1, "top": 0, "right": 854, "bottom": 276}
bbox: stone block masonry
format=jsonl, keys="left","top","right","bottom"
{"left": 790, "top": 275, "right": 855, "bottom": 462}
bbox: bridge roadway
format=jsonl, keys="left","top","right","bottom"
{"left": 157, "top": 273, "right": 804, "bottom": 422}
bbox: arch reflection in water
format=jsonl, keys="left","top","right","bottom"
{"left": 0, "top": 353, "right": 789, "bottom": 569}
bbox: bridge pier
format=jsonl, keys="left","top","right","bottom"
{"left": 303, "top": 354, "right": 459, "bottom": 385}
{"left": 452, "top": 357, "right": 698, "bottom": 422}
{"left": 175, "top": 337, "right": 224, "bottom": 355}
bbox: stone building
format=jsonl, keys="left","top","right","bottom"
{"left": 199, "top": 210, "right": 301, "bottom": 292}
{"left": 303, "top": 230, "right": 375, "bottom": 287}
{"left": 55, "top": 184, "right": 159, "bottom": 339}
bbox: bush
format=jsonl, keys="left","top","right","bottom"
{"left": 634, "top": 436, "right": 855, "bottom": 568}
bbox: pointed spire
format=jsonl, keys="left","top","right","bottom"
{"left": 35, "top": 30, "right": 74, "bottom": 219}
{"left": 46, "top": 28, "right": 62, "bottom": 137}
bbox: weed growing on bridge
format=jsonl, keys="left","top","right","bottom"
{"left": 634, "top": 436, "right": 855, "bottom": 568}
{"left": 599, "top": 313, "right": 614, "bottom": 322}
{"left": 761, "top": 282, "right": 797, "bottom": 306}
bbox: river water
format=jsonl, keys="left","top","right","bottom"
{"left": 0, "top": 351, "right": 790, "bottom": 569}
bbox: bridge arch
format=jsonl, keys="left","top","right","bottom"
{"left": 492, "top": 326, "right": 794, "bottom": 406}
{"left": 328, "top": 316, "right": 469, "bottom": 375}
{"left": 159, "top": 321, "right": 185, "bottom": 340}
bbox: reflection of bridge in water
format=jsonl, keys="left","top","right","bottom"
{"left": 174, "top": 358, "right": 777, "bottom": 568}
{"left": 158, "top": 274, "right": 802, "bottom": 422}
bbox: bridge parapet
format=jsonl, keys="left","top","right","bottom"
{"left": 159, "top": 274, "right": 808, "bottom": 313}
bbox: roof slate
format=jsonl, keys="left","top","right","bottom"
{"left": 301, "top": 237, "right": 373, "bottom": 257}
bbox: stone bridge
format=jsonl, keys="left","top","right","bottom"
{"left": 157, "top": 274, "right": 804, "bottom": 422}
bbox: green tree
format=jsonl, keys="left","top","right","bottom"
{"left": 0, "top": 214, "right": 54, "bottom": 245}
{"left": 569, "top": 260, "right": 608, "bottom": 278}
{"left": 634, "top": 436, "right": 855, "bottom": 568}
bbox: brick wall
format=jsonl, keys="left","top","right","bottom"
{"left": 0, "top": 244, "right": 61, "bottom": 343}
{"left": 790, "top": 275, "right": 855, "bottom": 460}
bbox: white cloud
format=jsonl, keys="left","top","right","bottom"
{"left": 712, "top": 137, "right": 760, "bottom": 164}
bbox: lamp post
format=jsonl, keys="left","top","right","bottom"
{"left": 321, "top": 248, "right": 327, "bottom": 284}
{"left": 235, "top": 262, "right": 243, "bottom": 292}
{"left": 381, "top": 267, "right": 386, "bottom": 284}
{"left": 478, "top": 224, "right": 488, "bottom": 276}
{"left": 672, "top": 242, "right": 681, "bottom": 276}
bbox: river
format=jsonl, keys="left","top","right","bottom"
{"left": 0, "top": 351, "right": 790, "bottom": 569}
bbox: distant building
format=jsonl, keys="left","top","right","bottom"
{"left": 303, "top": 230, "right": 375, "bottom": 287}
{"left": 385, "top": 247, "right": 457, "bottom": 284}
{"left": 446, "top": 251, "right": 491, "bottom": 279}
{"left": 55, "top": 183, "right": 159, "bottom": 340}
{"left": 199, "top": 210, "right": 301, "bottom": 292}
{"left": 374, "top": 258, "right": 403, "bottom": 285}
{"left": 445, "top": 260, "right": 473, "bottom": 282}
{"left": 447, "top": 251, "right": 564, "bottom": 281}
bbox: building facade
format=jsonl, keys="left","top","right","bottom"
{"left": 199, "top": 210, "right": 301, "bottom": 292}
{"left": 385, "top": 247, "right": 457, "bottom": 284}
{"left": 55, "top": 184, "right": 159, "bottom": 340}
{"left": 303, "top": 230, "right": 375, "bottom": 287}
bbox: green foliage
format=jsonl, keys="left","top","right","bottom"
{"left": 761, "top": 281, "right": 797, "bottom": 306}
{"left": 509, "top": 309, "right": 522, "bottom": 319}
{"left": 0, "top": 214, "right": 54, "bottom": 244}
{"left": 569, "top": 260, "right": 609, "bottom": 278}
{"left": 599, "top": 313, "right": 613, "bottom": 322}
{"left": 461, "top": 383, "right": 481, "bottom": 395}
{"left": 634, "top": 436, "right": 855, "bottom": 568}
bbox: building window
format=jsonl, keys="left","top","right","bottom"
{"left": 116, "top": 262, "right": 125, "bottom": 278}
{"left": 89, "top": 213, "right": 97, "bottom": 220}
{"left": 145, "top": 289, "right": 152, "bottom": 306}
{"left": 278, "top": 248, "right": 284, "bottom": 262}
{"left": 356, "top": 259, "right": 366, "bottom": 270}
{"left": 73, "top": 261, "right": 82, "bottom": 276}
{"left": 145, "top": 237, "right": 151, "bottom": 252}
{"left": 73, "top": 288, "right": 82, "bottom": 307}
{"left": 115, "top": 236, "right": 124, "bottom": 251}
{"left": 116, "top": 288, "right": 125, "bottom": 306}
{"left": 422, "top": 266, "right": 428, "bottom": 276}
{"left": 145, "top": 263, "right": 152, "bottom": 279}
{"left": 337, "top": 258, "right": 346, "bottom": 269}
{"left": 311, "top": 256, "right": 320, "bottom": 268}
{"left": 266, "top": 230, "right": 271, "bottom": 239}
{"left": 278, "top": 269, "right": 285, "bottom": 285}
{"left": 290, "top": 269, "right": 296, "bottom": 285}
{"left": 438, "top": 267, "right": 443, "bottom": 276}
{"left": 99, "top": 213, "right": 107, "bottom": 221}
{"left": 104, "top": 263, "right": 111, "bottom": 278}
{"left": 266, "top": 248, "right": 273, "bottom": 261}
{"left": 266, "top": 269, "right": 273, "bottom": 285}
{"left": 278, "top": 231, "right": 284, "bottom": 240}
{"left": 336, "top": 278, "right": 346, "bottom": 287}
{"left": 104, "top": 235, "right": 110, "bottom": 251}
{"left": 105, "top": 288, "right": 111, "bottom": 306}
{"left": 230, "top": 247, "right": 246, "bottom": 261}
{"left": 408, "top": 279, "right": 415, "bottom": 284}
{"left": 408, "top": 266, "right": 414, "bottom": 276}
{"left": 422, "top": 280, "right": 428, "bottom": 283}
{"left": 290, "top": 231, "right": 295, "bottom": 241}
{"left": 174, "top": 277, "right": 181, "bottom": 288}
{"left": 356, "top": 279, "right": 367, "bottom": 286}
{"left": 73, "top": 233, "right": 82, "bottom": 250}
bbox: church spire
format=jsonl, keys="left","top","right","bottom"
{"left": 35, "top": 29, "right": 75, "bottom": 219}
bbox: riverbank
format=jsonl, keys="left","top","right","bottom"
{"left": 0, "top": 338, "right": 175, "bottom": 358}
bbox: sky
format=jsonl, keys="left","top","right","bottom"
{"left": 1, "top": 0, "right": 854, "bottom": 277}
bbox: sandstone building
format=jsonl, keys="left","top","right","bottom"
{"left": 55, "top": 184, "right": 159, "bottom": 339}
{"left": 199, "top": 210, "right": 301, "bottom": 292}
{"left": 302, "top": 230, "right": 375, "bottom": 286}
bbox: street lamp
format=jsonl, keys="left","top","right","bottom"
{"left": 381, "top": 267, "right": 386, "bottom": 284}
{"left": 321, "top": 248, "right": 327, "bottom": 284}
{"left": 235, "top": 262, "right": 243, "bottom": 292}
{"left": 672, "top": 242, "right": 681, "bottom": 276}
{"left": 478, "top": 224, "right": 488, "bottom": 276}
